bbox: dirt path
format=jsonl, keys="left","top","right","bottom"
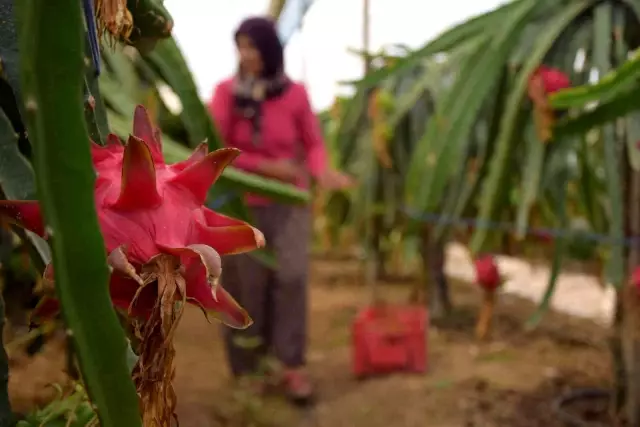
{"left": 4, "top": 256, "right": 614, "bottom": 426}
{"left": 171, "top": 258, "right": 613, "bottom": 427}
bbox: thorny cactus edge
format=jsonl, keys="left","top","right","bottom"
{"left": 0, "top": 105, "right": 265, "bottom": 426}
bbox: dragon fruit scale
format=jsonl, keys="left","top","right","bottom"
{"left": 0, "top": 105, "right": 265, "bottom": 425}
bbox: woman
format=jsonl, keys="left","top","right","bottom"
{"left": 208, "top": 16, "right": 352, "bottom": 403}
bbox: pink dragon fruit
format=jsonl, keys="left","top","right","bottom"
{"left": 474, "top": 254, "right": 501, "bottom": 291}
{"left": 0, "top": 105, "right": 265, "bottom": 425}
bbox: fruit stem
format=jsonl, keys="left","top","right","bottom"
{"left": 475, "top": 289, "right": 496, "bottom": 341}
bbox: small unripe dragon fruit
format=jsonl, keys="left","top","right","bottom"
{"left": 474, "top": 254, "right": 501, "bottom": 291}
{"left": 0, "top": 105, "right": 265, "bottom": 425}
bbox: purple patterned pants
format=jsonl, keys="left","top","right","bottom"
{"left": 221, "top": 204, "right": 311, "bottom": 377}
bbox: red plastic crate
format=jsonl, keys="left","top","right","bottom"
{"left": 351, "top": 304, "right": 428, "bottom": 378}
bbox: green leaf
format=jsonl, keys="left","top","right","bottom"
{"left": 433, "top": 68, "right": 509, "bottom": 242}
{"left": 526, "top": 182, "right": 568, "bottom": 329}
{"left": 408, "top": 0, "right": 541, "bottom": 217}
{"left": 593, "top": 2, "right": 624, "bottom": 289}
{"left": 83, "top": 41, "right": 109, "bottom": 145}
{"left": 0, "top": 108, "right": 35, "bottom": 200}
{"left": 514, "top": 122, "right": 546, "bottom": 238}
{"left": 100, "top": 47, "right": 141, "bottom": 106}
{"left": 0, "top": 105, "right": 50, "bottom": 265}
{"left": 126, "top": 0, "right": 173, "bottom": 47}
{"left": 142, "top": 38, "right": 223, "bottom": 149}
{"left": 549, "top": 50, "right": 640, "bottom": 109}
{"left": 470, "top": 0, "right": 592, "bottom": 254}
{"left": 555, "top": 86, "right": 640, "bottom": 136}
{"left": 18, "top": 0, "right": 142, "bottom": 425}
{"left": 626, "top": 111, "right": 640, "bottom": 171}
{"left": 125, "top": 340, "right": 138, "bottom": 374}
{"left": 343, "top": 0, "right": 527, "bottom": 89}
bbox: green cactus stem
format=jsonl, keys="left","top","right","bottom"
{"left": 0, "top": 107, "right": 50, "bottom": 269}
{"left": 17, "top": 0, "right": 142, "bottom": 426}
{"left": 126, "top": 0, "right": 173, "bottom": 51}
{"left": 82, "top": 36, "right": 109, "bottom": 146}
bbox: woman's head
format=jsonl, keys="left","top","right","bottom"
{"left": 234, "top": 16, "right": 284, "bottom": 78}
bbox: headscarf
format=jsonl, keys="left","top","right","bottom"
{"left": 233, "top": 16, "right": 291, "bottom": 144}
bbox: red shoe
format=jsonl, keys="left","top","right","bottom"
{"left": 281, "top": 368, "right": 315, "bottom": 404}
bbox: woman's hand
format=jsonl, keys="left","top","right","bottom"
{"left": 259, "top": 159, "right": 304, "bottom": 183}
{"left": 317, "top": 168, "right": 355, "bottom": 191}
{"left": 258, "top": 161, "right": 354, "bottom": 190}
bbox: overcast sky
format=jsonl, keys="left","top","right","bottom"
{"left": 164, "top": 0, "right": 506, "bottom": 111}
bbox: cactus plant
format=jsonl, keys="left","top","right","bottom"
{"left": 1, "top": 106, "right": 265, "bottom": 425}
{"left": 16, "top": 0, "right": 144, "bottom": 424}
{"left": 0, "top": 0, "right": 307, "bottom": 425}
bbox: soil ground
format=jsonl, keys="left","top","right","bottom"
{"left": 6, "top": 257, "right": 614, "bottom": 427}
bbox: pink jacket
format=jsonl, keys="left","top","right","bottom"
{"left": 208, "top": 78, "right": 328, "bottom": 206}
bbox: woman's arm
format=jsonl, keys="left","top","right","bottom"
{"left": 296, "top": 84, "right": 328, "bottom": 179}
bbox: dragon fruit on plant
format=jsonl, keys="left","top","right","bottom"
{"left": 0, "top": 105, "right": 265, "bottom": 426}
{"left": 474, "top": 254, "right": 501, "bottom": 291}
{"left": 529, "top": 65, "right": 571, "bottom": 96}
{"left": 473, "top": 254, "right": 501, "bottom": 341}
{"left": 527, "top": 65, "right": 571, "bottom": 143}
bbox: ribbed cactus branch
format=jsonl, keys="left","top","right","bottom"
{"left": 83, "top": 81, "right": 103, "bottom": 145}
{"left": 0, "top": 103, "right": 50, "bottom": 268}
{"left": 17, "top": 0, "right": 142, "bottom": 425}
{"left": 83, "top": 28, "right": 109, "bottom": 146}
{"left": 126, "top": 0, "right": 173, "bottom": 50}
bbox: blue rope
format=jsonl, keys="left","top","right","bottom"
{"left": 82, "top": 0, "right": 101, "bottom": 77}
{"left": 206, "top": 196, "right": 635, "bottom": 247}
{"left": 403, "top": 207, "right": 638, "bottom": 248}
